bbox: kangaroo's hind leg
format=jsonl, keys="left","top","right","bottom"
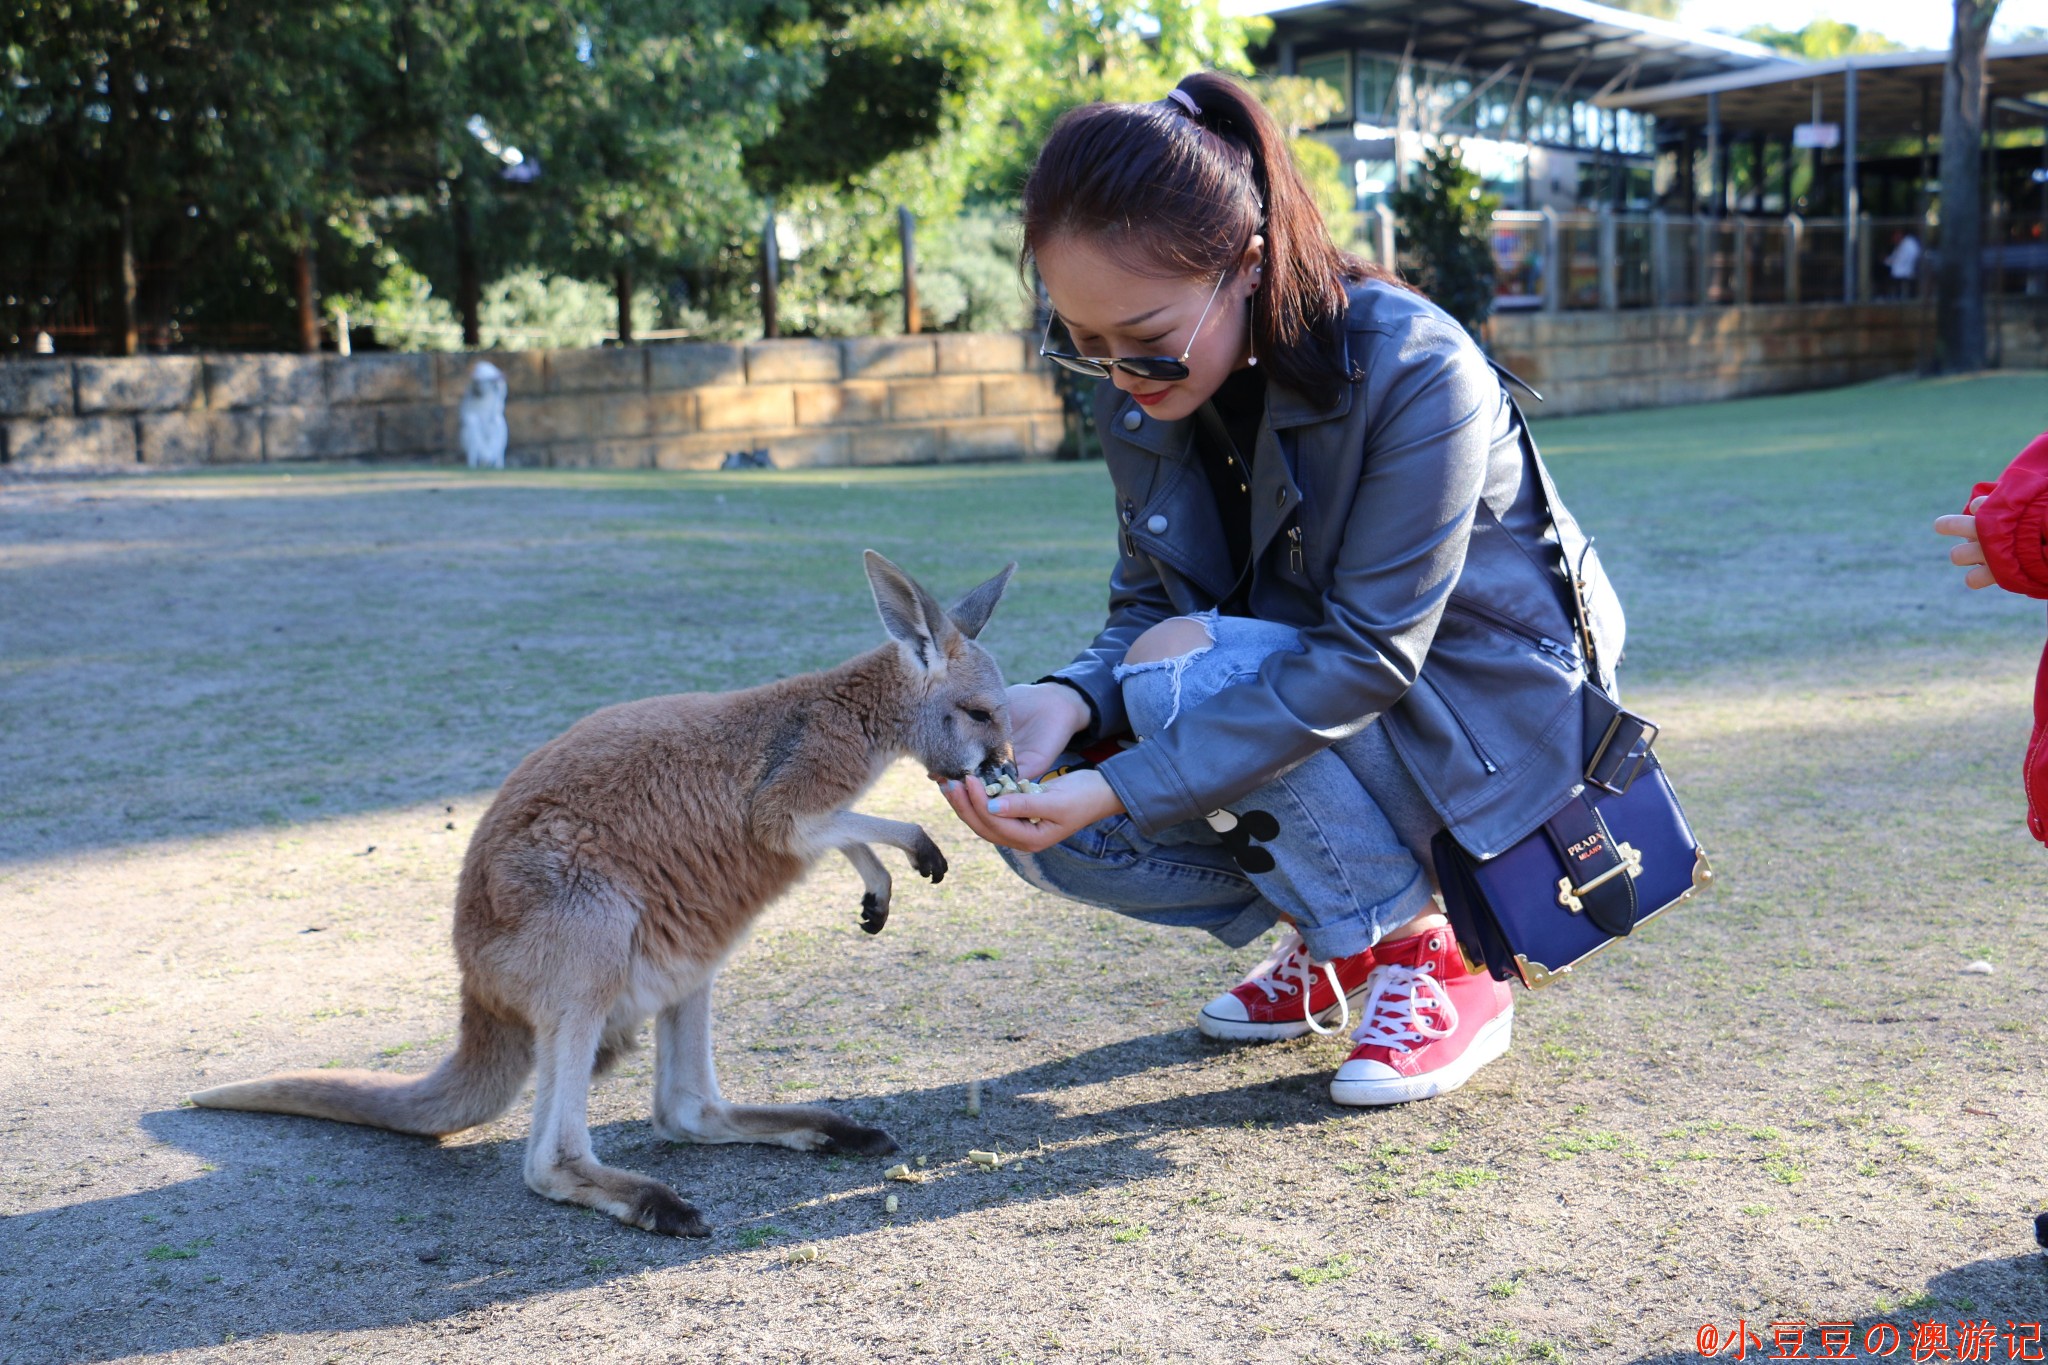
{"left": 653, "top": 978, "right": 897, "bottom": 1156}
{"left": 524, "top": 1000, "right": 709, "bottom": 1236}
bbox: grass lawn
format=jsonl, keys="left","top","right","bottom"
{"left": 2, "top": 371, "right": 2045, "bottom": 1364}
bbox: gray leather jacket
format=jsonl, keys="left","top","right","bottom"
{"left": 1053, "top": 279, "right": 1627, "bottom": 860}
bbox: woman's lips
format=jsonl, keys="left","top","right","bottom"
{"left": 1131, "top": 390, "right": 1171, "bottom": 407}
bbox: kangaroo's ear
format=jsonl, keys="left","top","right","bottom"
{"left": 864, "top": 550, "right": 959, "bottom": 670}
{"left": 947, "top": 562, "right": 1016, "bottom": 641}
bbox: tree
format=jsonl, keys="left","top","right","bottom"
{"left": 1597, "top": 0, "right": 1678, "bottom": 20}
{"left": 1938, "top": 0, "right": 2000, "bottom": 372}
{"left": 1740, "top": 19, "right": 1902, "bottom": 58}
{"left": 1389, "top": 144, "right": 1498, "bottom": 337}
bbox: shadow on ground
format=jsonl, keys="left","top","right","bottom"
{"left": 4, "top": 1029, "right": 1342, "bottom": 1364}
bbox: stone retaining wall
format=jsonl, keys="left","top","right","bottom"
{"left": 0, "top": 333, "right": 1066, "bottom": 473}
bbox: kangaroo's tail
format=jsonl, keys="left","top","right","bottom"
{"left": 191, "top": 992, "right": 533, "bottom": 1138}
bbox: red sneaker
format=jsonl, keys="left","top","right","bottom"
{"left": 1197, "top": 928, "right": 1378, "bottom": 1043}
{"left": 1329, "top": 923, "right": 1513, "bottom": 1106}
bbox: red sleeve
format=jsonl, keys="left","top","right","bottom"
{"left": 1972, "top": 432, "right": 2048, "bottom": 600}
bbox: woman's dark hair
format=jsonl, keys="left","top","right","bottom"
{"left": 1021, "top": 70, "right": 1417, "bottom": 412}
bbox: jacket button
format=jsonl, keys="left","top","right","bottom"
{"left": 1274, "top": 486, "right": 1287, "bottom": 507}
{"left": 1146, "top": 514, "right": 1168, "bottom": 534}
{"left": 1121, "top": 410, "right": 1142, "bottom": 431}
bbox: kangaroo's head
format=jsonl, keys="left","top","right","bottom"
{"left": 864, "top": 550, "right": 1017, "bottom": 784}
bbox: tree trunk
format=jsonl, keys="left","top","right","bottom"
{"left": 451, "top": 175, "right": 482, "bottom": 348}
{"left": 614, "top": 264, "right": 633, "bottom": 344}
{"left": 295, "top": 235, "right": 320, "bottom": 354}
{"left": 113, "top": 194, "right": 139, "bottom": 357}
{"left": 1936, "top": 0, "right": 1999, "bottom": 372}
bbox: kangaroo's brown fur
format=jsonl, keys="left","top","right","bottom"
{"left": 192, "top": 553, "right": 1016, "bottom": 1236}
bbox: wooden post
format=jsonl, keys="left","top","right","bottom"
{"left": 898, "top": 207, "right": 919, "bottom": 335}
{"left": 614, "top": 264, "right": 634, "bottom": 345}
{"left": 1844, "top": 62, "right": 1860, "bottom": 303}
{"left": 761, "top": 205, "right": 780, "bottom": 341}
{"left": 295, "top": 231, "right": 320, "bottom": 355}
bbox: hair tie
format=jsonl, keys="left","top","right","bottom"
{"left": 1165, "top": 88, "right": 1203, "bottom": 119}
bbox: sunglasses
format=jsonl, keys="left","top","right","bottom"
{"left": 1038, "top": 270, "right": 1230, "bottom": 383}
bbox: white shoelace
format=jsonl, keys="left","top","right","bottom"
{"left": 1349, "top": 964, "right": 1457, "bottom": 1054}
{"left": 1241, "top": 932, "right": 1351, "bottom": 1036}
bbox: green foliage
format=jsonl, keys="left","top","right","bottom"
{"left": 1389, "top": 144, "right": 1498, "bottom": 337}
{"left": 1740, "top": 19, "right": 1904, "bottom": 58}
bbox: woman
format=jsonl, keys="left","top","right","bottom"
{"left": 936, "top": 72, "right": 1626, "bottom": 1107}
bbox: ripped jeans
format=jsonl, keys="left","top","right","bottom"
{"left": 997, "top": 613, "right": 1444, "bottom": 963}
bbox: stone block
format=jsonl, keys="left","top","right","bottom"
{"left": 841, "top": 336, "right": 937, "bottom": 379}
{"left": 262, "top": 405, "right": 378, "bottom": 460}
{"left": 329, "top": 353, "right": 433, "bottom": 405}
{"left": 1029, "top": 417, "right": 1066, "bottom": 460}
{"left": 137, "top": 410, "right": 261, "bottom": 465}
{"left": 649, "top": 342, "right": 746, "bottom": 390}
{"left": 504, "top": 394, "right": 650, "bottom": 446}
{"left": 697, "top": 384, "right": 796, "bottom": 432}
{"left": 649, "top": 433, "right": 732, "bottom": 471}
{"left": 852, "top": 425, "right": 940, "bottom": 466}
{"left": 547, "top": 346, "right": 647, "bottom": 394}
{"left": 3, "top": 415, "right": 136, "bottom": 468}
{"left": 888, "top": 377, "right": 982, "bottom": 422}
{"left": 646, "top": 390, "right": 696, "bottom": 435}
{"left": 204, "top": 354, "right": 325, "bottom": 410}
{"left": 794, "top": 381, "right": 889, "bottom": 427}
{"left": 936, "top": 332, "right": 1029, "bottom": 374}
{"left": 433, "top": 351, "right": 545, "bottom": 402}
{"left": 75, "top": 357, "right": 201, "bottom": 413}
{"left": 980, "top": 373, "right": 1057, "bottom": 417}
{"left": 942, "top": 419, "right": 1034, "bottom": 462}
{"left": 586, "top": 439, "right": 656, "bottom": 470}
{"left": 745, "top": 339, "right": 842, "bottom": 384}
{"left": 379, "top": 402, "right": 455, "bottom": 457}
{"left": 0, "top": 360, "right": 73, "bottom": 417}
{"left": 769, "top": 432, "right": 854, "bottom": 468}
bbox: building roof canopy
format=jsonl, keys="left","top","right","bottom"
{"left": 1595, "top": 42, "right": 2048, "bottom": 137}
{"left": 1235, "top": 0, "right": 1794, "bottom": 95}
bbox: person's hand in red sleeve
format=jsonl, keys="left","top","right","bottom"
{"left": 1937, "top": 430, "right": 2048, "bottom": 848}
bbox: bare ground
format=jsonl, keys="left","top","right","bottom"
{"left": 4, "top": 375, "right": 2047, "bottom": 1365}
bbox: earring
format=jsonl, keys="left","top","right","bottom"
{"left": 1246, "top": 298, "right": 1259, "bottom": 367}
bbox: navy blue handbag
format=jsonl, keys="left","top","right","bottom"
{"left": 1432, "top": 368, "right": 1713, "bottom": 988}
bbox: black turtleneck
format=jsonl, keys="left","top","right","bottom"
{"left": 1195, "top": 365, "right": 1268, "bottom": 616}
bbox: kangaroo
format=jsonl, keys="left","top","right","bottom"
{"left": 192, "top": 551, "right": 1017, "bottom": 1236}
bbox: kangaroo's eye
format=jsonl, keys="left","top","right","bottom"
{"left": 964, "top": 708, "right": 993, "bottom": 724}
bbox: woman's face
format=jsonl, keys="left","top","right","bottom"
{"left": 1035, "top": 233, "right": 1262, "bottom": 425}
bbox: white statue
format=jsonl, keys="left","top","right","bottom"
{"left": 459, "top": 360, "right": 508, "bottom": 469}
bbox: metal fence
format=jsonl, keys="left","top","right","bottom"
{"left": 1350, "top": 207, "right": 2048, "bottom": 312}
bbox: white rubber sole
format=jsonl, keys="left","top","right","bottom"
{"left": 1327, "top": 1006, "right": 1514, "bottom": 1107}
{"left": 1196, "top": 986, "right": 1372, "bottom": 1044}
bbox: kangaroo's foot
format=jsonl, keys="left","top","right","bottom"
{"left": 909, "top": 828, "right": 946, "bottom": 883}
{"left": 525, "top": 1154, "right": 710, "bottom": 1237}
{"left": 655, "top": 1096, "right": 897, "bottom": 1157}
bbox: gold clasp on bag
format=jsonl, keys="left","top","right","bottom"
{"left": 1556, "top": 841, "right": 1642, "bottom": 913}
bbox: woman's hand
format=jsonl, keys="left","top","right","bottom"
{"left": 1935, "top": 494, "right": 2000, "bottom": 591}
{"left": 937, "top": 768, "right": 1125, "bottom": 853}
{"left": 1004, "top": 681, "right": 1093, "bottom": 780}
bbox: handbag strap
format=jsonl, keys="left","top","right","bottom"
{"left": 1487, "top": 359, "right": 1616, "bottom": 694}
{"left": 1542, "top": 791, "right": 1639, "bottom": 937}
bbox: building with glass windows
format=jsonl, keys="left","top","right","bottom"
{"left": 1231, "top": 0, "right": 1794, "bottom": 213}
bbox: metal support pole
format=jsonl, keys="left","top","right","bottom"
{"left": 1697, "top": 214, "right": 1712, "bottom": 306}
{"left": 1651, "top": 210, "right": 1670, "bottom": 308}
{"left": 1374, "top": 203, "right": 1398, "bottom": 274}
{"left": 1786, "top": 213, "right": 1803, "bottom": 304}
{"left": 1541, "top": 206, "right": 1561, "bottom": 311}
{"left": 1844, "top": 63, "right": 1860, "bottom": 302}
{"left": 1734, "top": 216, "right": 1751, "bottom": 306}
{"left": 1598, "top": 206, "right": 1618, "bottom": 310}
{"left": 1706, "top": 92, "right": 1723, "bottom": 218}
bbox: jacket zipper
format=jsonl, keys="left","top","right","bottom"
{"left": 1286, "top": 525, "right": 1304, "bottom": 575}
{"left": 1120, "top": 498, "right": 1137, "bottom": 557}
{"left": 1444, "top": 598, "right": 1577, "bottom": 665}
{"left": 1425, "top": 678, "right": 1499, "bottom": 775}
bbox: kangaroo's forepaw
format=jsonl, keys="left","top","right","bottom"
{"left": 860, "top": 890, "right": 889, "bottom": 935}
{"left": 628, "top": 1183, "right": 711, "bottom": 1238}
{"left": 912, "top": 834, "right": 947, "bottom": 884}
{"left": 816, "top": 1118, "right": 899, "bottom": 1158}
